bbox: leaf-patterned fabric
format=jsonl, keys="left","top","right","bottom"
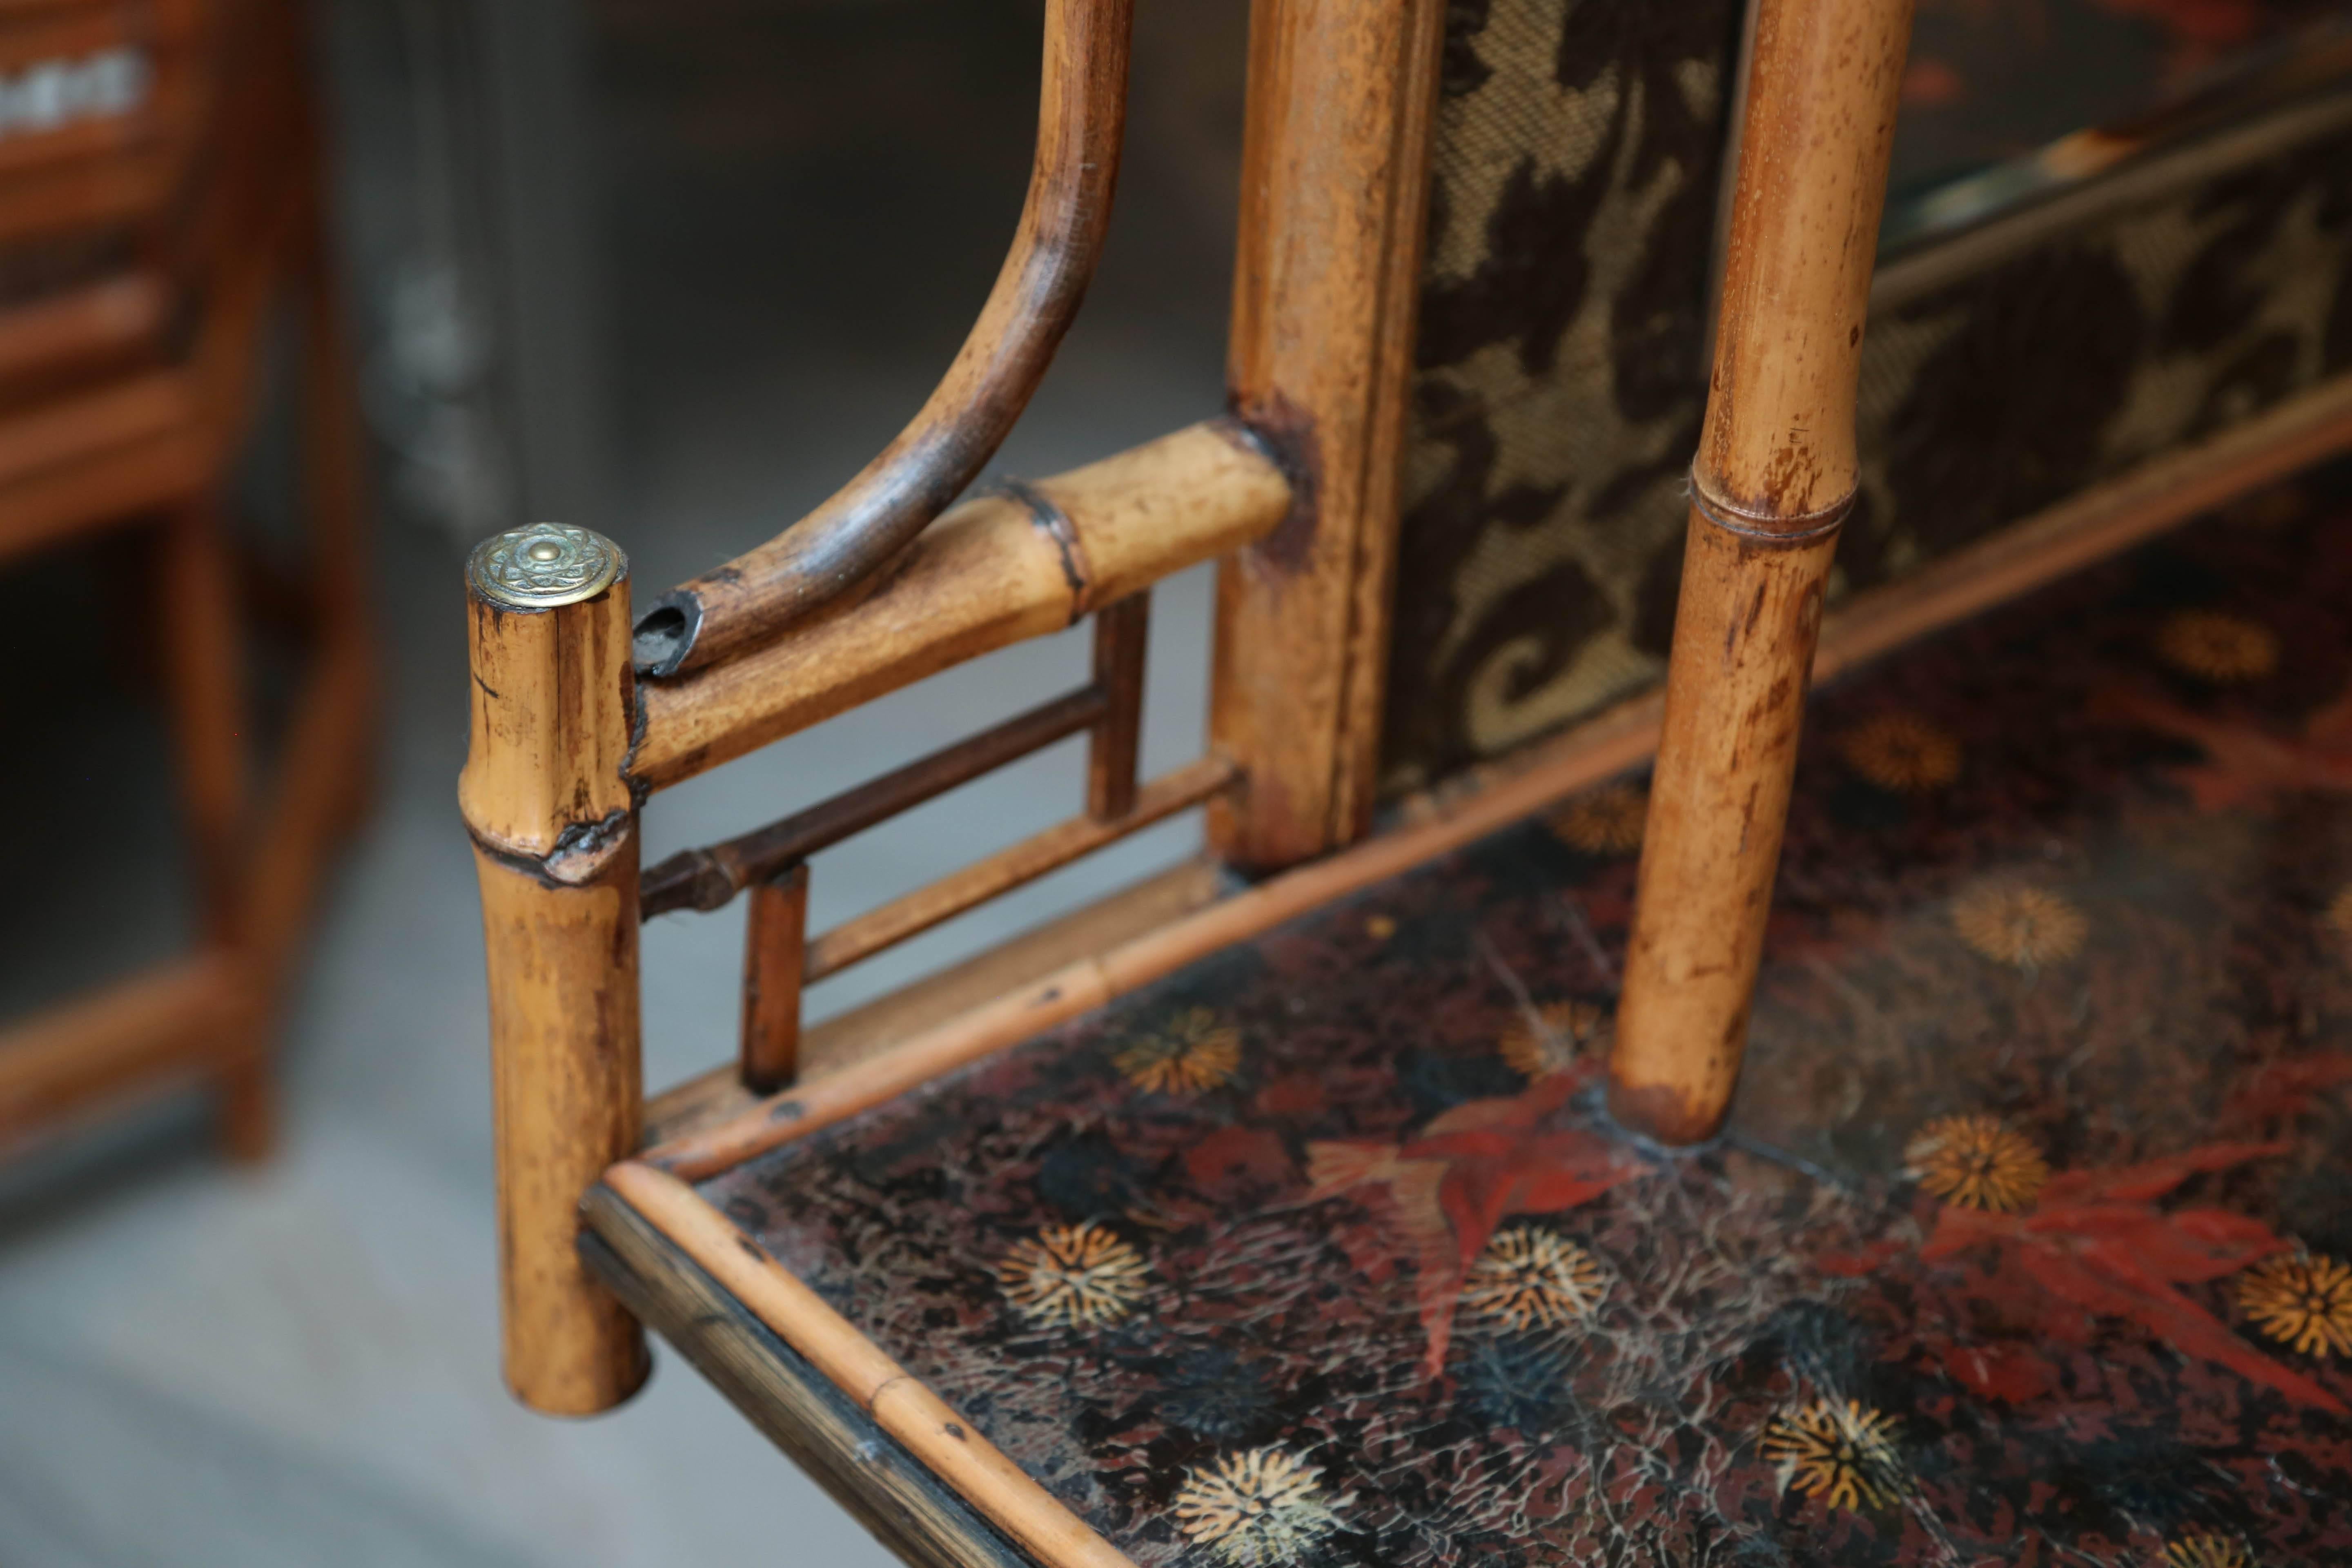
{"left": 1383, "top": 0, "right": 2352, "bottom": 791}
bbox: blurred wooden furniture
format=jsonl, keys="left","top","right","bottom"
{"left": 466, "top": 0, "right": 2352, "bottom": 1559}
{"left": 0, "top": 0, "right": 371, "bottom": 1159}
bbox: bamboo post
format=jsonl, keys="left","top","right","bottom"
{"left": 1208, "top": 0, "right": 1446, "bottom": 873}
{"left": 459, "top": 521, "right": 649, "bottom": 1414}
{"left": 1608, "top": 0, "right": 1912, "bottom": 1145}
{"left": 739, "top": 862, "right": 809, "bottom": 1094}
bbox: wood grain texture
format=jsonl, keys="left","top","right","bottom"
{"left": 1610, "top": 0, "right": 1912, "bottom": 1145}
{"left": 462, "top": 568, "right": 648, "bottom": 1414}
{"left": 1694, "top": 0, "right": 1911, "bottom": 529}
{"left": 1208, "top": 0, "right": 1445, "bottom": 873}
{"left": 638, "top": 0, "right": 1136, "bottom": 677}
{"left": 633, "top": 421, "right": 1290, "bottom": 792}
{"left": 740, "top": 863, "right": 809, "bottom": 1094}
{"left": 599, "top": 1163, "right": 1133, "bottom": 1568}
{"left": 1085, "top": 594, "right": 1147, "bottom": 821}
{"left": 579, "top": 1192, "right": 1033, "bottom": 1568}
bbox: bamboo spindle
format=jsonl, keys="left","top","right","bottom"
{"left": 1087, "top": 593, "right": 1148, "bottom": 820}
{"left": 739, "top": 862, "right": 810, "bottom": 1094}
{"left": 1608, "top": 0, "right": 1912, "bottom": 1145}
{"left": 459, "top": 523, "right": 649, "bottom": 1414}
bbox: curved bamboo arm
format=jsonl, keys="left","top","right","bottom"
{"left": 633, "top": 0, "right": 1136, "bottom": 678}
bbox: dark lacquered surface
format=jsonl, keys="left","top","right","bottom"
{"left": 703, "top": 470, "right": 2352, "bottom": 1566}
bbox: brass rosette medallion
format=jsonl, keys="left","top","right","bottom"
{"left": 468, "top": 523, "right": 625, "bottom": 610}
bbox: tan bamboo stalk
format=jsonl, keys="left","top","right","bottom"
{"left": 1208, "top": 0, "right": 1445, "bottom": 873}
{"left": 739, "top": 863, "right": 809, "bottom": 1094}
{"left": 1607, "top": 0, "right": 1913, "bottom": 1145}
{"left": 632, "top": 421, "right": 1290, "bottom": 792}
{"left": 601, "top": 1162, "right": 1136, "bottom": 1568}
{"left": 634, "top": 0, "right": 1136, "bottom": 677}
{"left": 460, "top": 523, "right": 648, "bottom": 1415}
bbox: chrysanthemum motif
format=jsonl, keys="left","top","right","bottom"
{"left": 2165, "top": 1534, "right": 2256, "bottom": 1568}
{"left": 1951, "top": 883, "right": 2087, "bottom": 968}
{"left": 2156, "top": 609, "right": 2279, "bottom": 683}
{"left": 2328, "top": 884, "right": 2352, "bottom": 945}
{"left": 1548, "top": 783, "right": 1648, "bottom": 855}
{"left": 1903, "top": 1115, "right": 2050, "bottom": 1212}
{"left": 2236, "top": 1250, "right": 2352, "bottom": 1358}
{"left": 996, "top": 1223, "right": 1150, "bottom": 1328}
{"left": 1172, "top": 1447, "right": 1345, "bottom": 1567}
{"left": 1837, "top": 713, "right": 1962, "bottom": 793}
{"left": 1461, "top": 1226, "right": 1609, "bottom": 1331}
{"left": 1499, "top": 1000, "right": 1608, "bottom": 1080}
{"left": 1761, "top": 1399, "right": 1904, "bottom": 1512}
{"left": 1114, "top": 1009, "right": 1241, "bottom": 1095}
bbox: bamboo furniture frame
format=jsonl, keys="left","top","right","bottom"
{"left": 1608, "top": 0, "right": 1913, "bottom": 1145}
{"left": 0, "top": 0, "right": 371, "bottom": 1160}
{"left": 468, "top": 0, "right": 2352, "bottom": 1552}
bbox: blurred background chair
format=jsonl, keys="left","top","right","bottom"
{"left": 0, "top": 0, "right": 370, "bottom": 1159}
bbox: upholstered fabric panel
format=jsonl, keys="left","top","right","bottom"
{"left": 1381, "top": 0, "right": 2352, "bottom": 793}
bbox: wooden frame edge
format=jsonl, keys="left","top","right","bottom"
{"left": 581, "top": 1185, "right": 1034, "bottom": 1568}
{"left": 598, "top": 1162, "right": 1136, "bottom": 1568}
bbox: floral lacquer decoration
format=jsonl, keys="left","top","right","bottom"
{"left": 1903, "top": 1115, "right": 2049, "bottom": 1211}
{"left": 2236, "top": 1250, "right": 2352, "bottom": 1358}
{"left": 1114, "top": 1009, "right": 1242, "bottom": 1096}
{"left": 1461, "top": 1225, "right": 1608, "bottom": 1332}
{"left": 996, "top": 1222, "right": 1150, "bottom": 1329}
{"left": 1837, "top": 712, "right": 1962, "bottom": 792}
{"left": 1306, "top": 1069, "right": 1644, "bottom": 1375}
{"left": 1761, "top": 1398, "right": 1905, "bottom": 1512}
{"left": 1919, "top": 1139, "right": 2344, "bottom": 1412}
{"left": 1171, "top": 1447, "right": 1345, "bottom": 1567}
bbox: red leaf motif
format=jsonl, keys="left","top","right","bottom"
{"left": 1943, "top": 1341, "right": 2058, "bottom": 1404}
{"left": 1920, "top": 1140, "right": 2342, "bottom": 1412}
{"left": 1305, "top": 1071, "right": 1643, "bottom": 1378}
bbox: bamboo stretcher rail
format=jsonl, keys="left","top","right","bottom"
{"left": 802, "top": 754, "right": 1238, "bottom": 983}
{"left": 639, "top": 367, "right": 2352, "bottom": 1183}
{"left": 641, "top": 686, "right": 1113, "bottom": 919}
{"left": 600, "top": 1163, "right": 1134, "bottom": 1568}
{"left": 633, "top": 0, "right": 1137, "bottom": 677}
{"left": 629, "top": 420, "right": 1292, "bottom": 791}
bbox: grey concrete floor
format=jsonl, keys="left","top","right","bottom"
{"left": 0, "top": 0, "right": 1247, "bottom": 1560}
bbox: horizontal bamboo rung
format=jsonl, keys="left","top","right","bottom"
{"left": 631, "top": 421, "right": 1292, "bottom": 792}
{"left": 804, "top": 755, "right": 1237, "bottom": 982}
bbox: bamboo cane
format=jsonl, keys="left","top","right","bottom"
{"left": 1608, "top": 0, "right": 1913, "bottom": 1145}
{"left": 460, "top": 522, "right": 648, "bottom": 1414}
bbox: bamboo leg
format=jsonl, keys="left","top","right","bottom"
{"left": 1608, "top": 0, "right": 1913, "bottom": 1145}
{"left": 740, "top": 862, "right": 810, "bottom": 1094}
{"left": 1207, "top": 0, "right": 1446, "bottom": 873}
{"left": 460, "top": 524, "right": 648, "bottom": 1415}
